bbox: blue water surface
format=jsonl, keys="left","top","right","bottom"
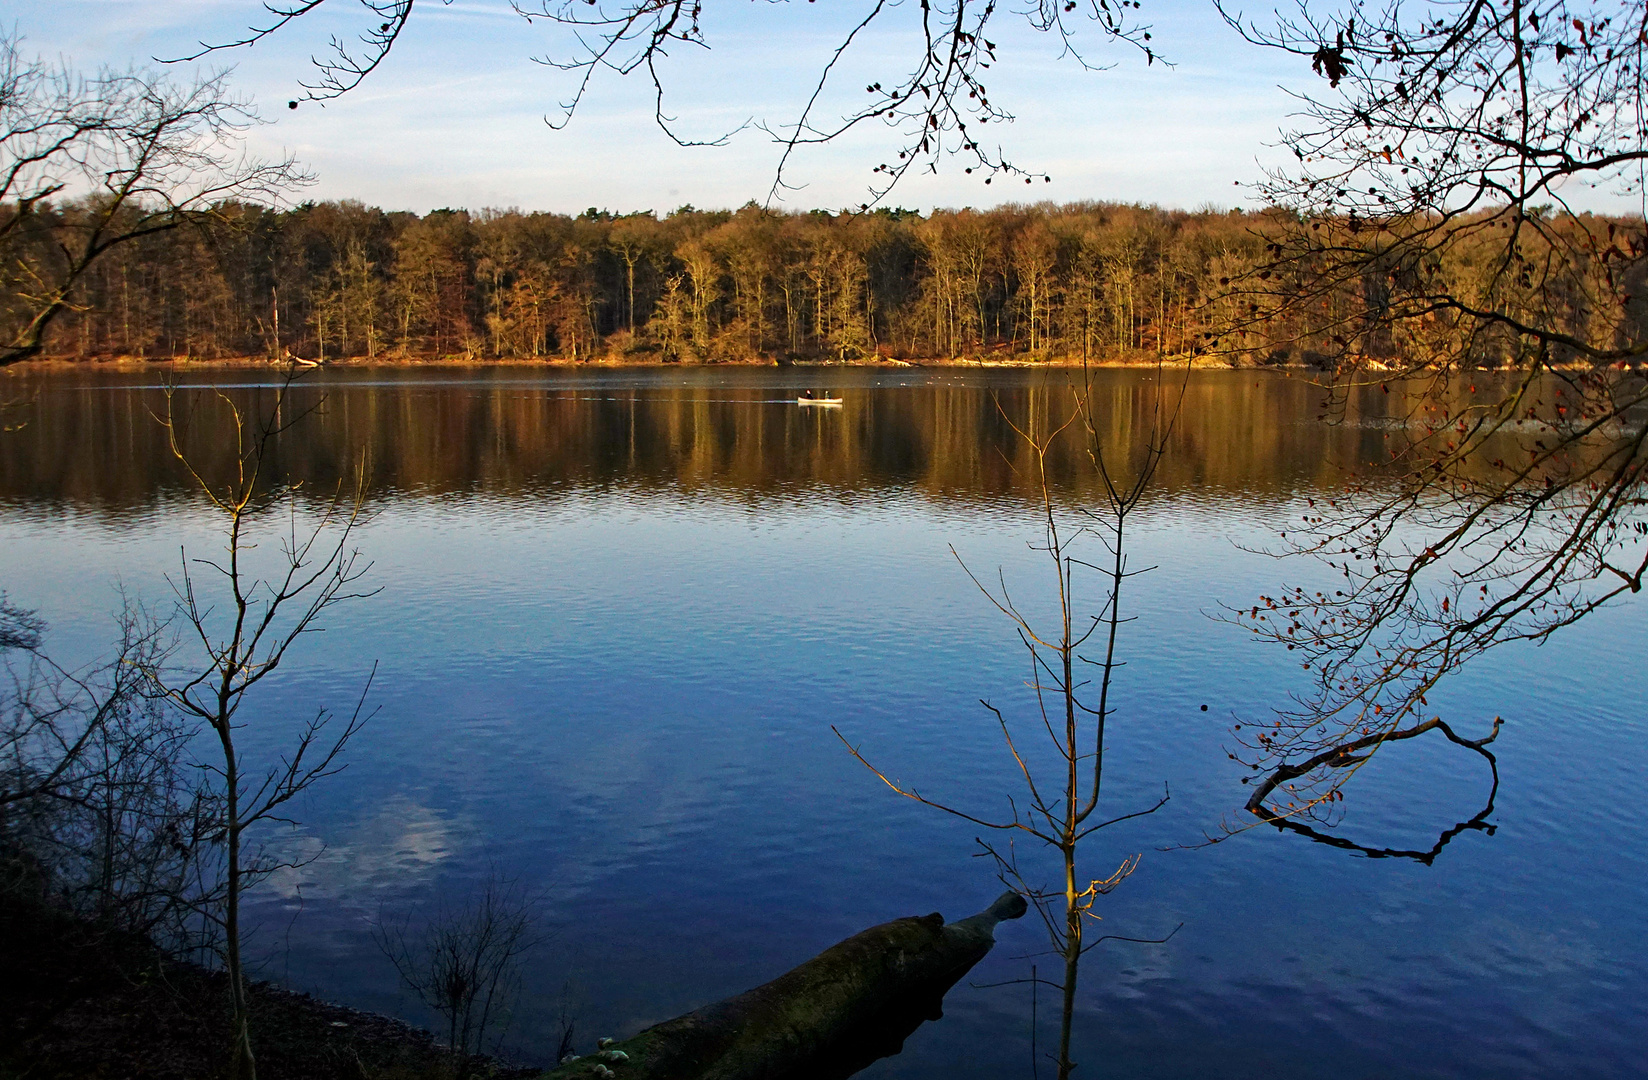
{"left": 0, "top": 366, "right": 1643, "bottom": 1079}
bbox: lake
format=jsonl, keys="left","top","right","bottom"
{"left": 2, "top": 366, "right": 1644, "bottom": 1079}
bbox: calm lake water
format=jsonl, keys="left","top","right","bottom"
{"left": 2, "top": 366, "right": 1645, "bottom": 1079}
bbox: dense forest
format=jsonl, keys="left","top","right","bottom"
{"left": 10, "top": 199, "right": 1642, "bottom": 365}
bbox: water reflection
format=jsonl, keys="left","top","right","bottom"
{"left": 1243, "top": 717, "right": 1504, "bottom": 865}
{"left": 0, "top": 368, "right": 1400, "bottom": 512}
{"left": 261, "top": 796, "right": 460, "bottom": 903}
{"left": 1258, "top": 759, "right": 1499, "bottom": 864}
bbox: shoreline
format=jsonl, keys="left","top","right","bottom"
{"left": 4, "top": 352, "right": 1253, "bottom": 373}
{"left": 16, "top": 354, "right": 1624, "bottom": 375}
{"left": 0, "top": 896, "right": 541, "bottom": 1079}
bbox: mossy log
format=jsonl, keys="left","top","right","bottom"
{"left": 549, "top": 890, "right": 1027, "bottom": 1080}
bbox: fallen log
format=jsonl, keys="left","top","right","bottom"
{"left": 548, "top": 890, "right": 1028, "bottom": 1080}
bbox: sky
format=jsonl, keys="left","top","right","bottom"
{"left": 1, "top": 0, "right": 1589, "bottom": 217}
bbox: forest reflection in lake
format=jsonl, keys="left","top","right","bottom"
{"left": 0, "top": 366, "right": 1420, "bottom": 511}
{"left": 2, "top": 366, "right": 1645, "bottom": 1080}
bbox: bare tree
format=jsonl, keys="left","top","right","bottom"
{"left": 1202, "top": 2, "right": 1648, "bottom": 839}
{"left": 0, "top": 595, "right": 222, "bottom": 951}
{"left": 168, "top": 0, "right": 1156, "bottom": 206}
{"left": 836, "top": 364, "right": 1186, "bottom": 1080}
{"left": 374, "top": 874, "right": 543, "bottom": 1080}
{"left": 144, "top": 371, "right": 377, "bottom": 1080}
{"left": 0, "top": 30, "right": 311, "bottom": 365}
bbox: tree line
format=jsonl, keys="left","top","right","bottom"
{"left": 17, "top": 196, "right": 1641, "bottom": 367}
{"left": 21, "top": 199, "right": 1252, "bottom": 363}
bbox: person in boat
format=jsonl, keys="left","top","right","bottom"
{"left": 802, "top": 389, "right": 815, "bottom": 399}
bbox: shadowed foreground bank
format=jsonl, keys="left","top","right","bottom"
{"left": 0, "top": 895, "right": 516, "bottom": 1080}
{"left": 2, "top": 891, "right": 1024, "bottom": 1080}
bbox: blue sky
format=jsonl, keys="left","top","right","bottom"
{"left": 0, "top": 1, "right": 1392, "bottom": 214}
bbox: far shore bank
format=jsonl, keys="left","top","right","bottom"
{"left": 10, "top": 355, "right": 1630, "bottom": 380}
{"left": 5, "top": 352, "right": 1272, "bottom": 373}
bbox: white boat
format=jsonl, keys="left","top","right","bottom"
{"left": 797, "top": 396, "right": 843, "bottom": 407}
